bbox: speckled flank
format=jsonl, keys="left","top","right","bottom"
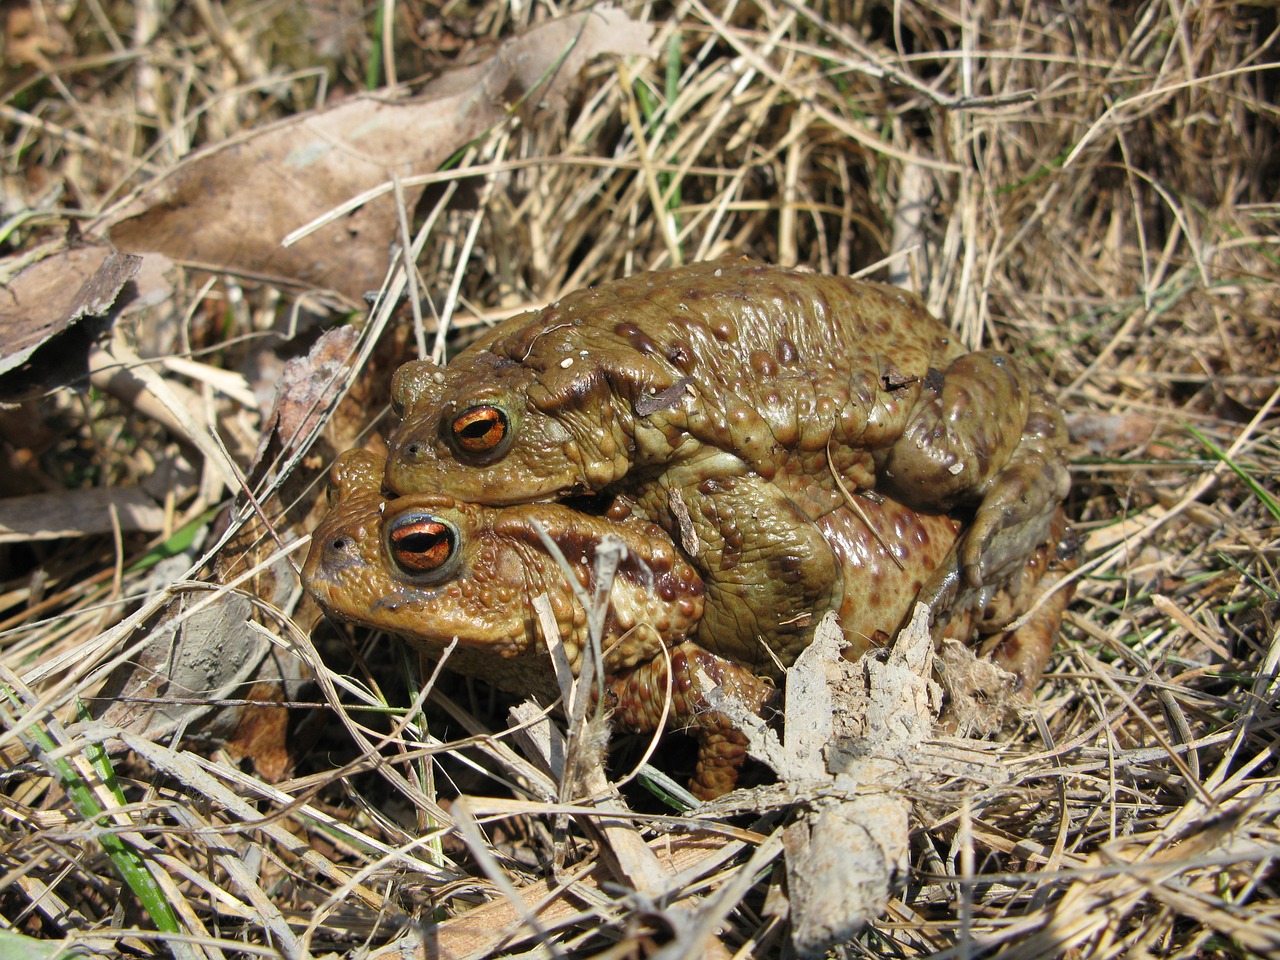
{"left": 817, "top": 497, "right": 961, "bottom": 657}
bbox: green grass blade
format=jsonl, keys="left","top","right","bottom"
{"left": 1, "top": 687, "right": 181, "bottom": 934}
{"left": 126, "top": 505, "right": 222, "bottom": 574}
{"left": 1186, "top": 424, "right": 1280, "bottom": 522}
{"left": 0, "top": 928, "right": 78, "bottom": 960}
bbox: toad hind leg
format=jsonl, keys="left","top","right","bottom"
{"left": 648, "top": 466, "right": 842, "bottom": 675}
{"left": 608, "top": 641, "right": 777, "bottom": 800}
{"left": 926, "top": 506, "right": 1078, "bottom": 694}
{"left": 879, "top": 351, "right": 1070, "bottom": 588}
{"left": 983, "top": 565, "right": 1075, "bottom": 694}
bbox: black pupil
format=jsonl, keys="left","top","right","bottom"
{"left": 460, "top": 415, "right": 496, "bottom": 438}
{"left": 398, "top": 530, "right": 449, "bottom": 553}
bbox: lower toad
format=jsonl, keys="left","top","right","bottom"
{"left": 303, "top": 450, "right": 1075, "bottom": 798}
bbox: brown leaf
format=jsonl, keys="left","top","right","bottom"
{"left": 0, "top": 485, "right": 163, "bottom": 543}
{"left": 1067, "top": 411, "right": 1156, "bottom": 454}
{"left": 251, "top": 325, "right": 364, "bottom": 471}
{"left": 373, "top": 834, "right": 733, "bottom": 960}
{"left": 106, "top": 7, "right": 655, "bottom": 301}
{"left": 2, "top": 2, "right": 71, "bottom": 72}
{"left": 225, "top": 682, "right": 293, "bottom": 782}
{"left": 0, "top": 244, "right": 141, "bottom": 396}
{"left": 92, "top": 584, "right": 313, "bottom": 788}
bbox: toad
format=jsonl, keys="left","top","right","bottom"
{"left": 384, "top": 260, "right": 1070, "bottom": 671}
{"left": 303, "top": 450, "right": 1074, "bottom": 798}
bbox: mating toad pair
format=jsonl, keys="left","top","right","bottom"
{"left": 302, "top": 260, "right": 1075, "bottom": 799}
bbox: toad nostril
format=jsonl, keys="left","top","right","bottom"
{"left": 331, "top": 536, "right": 354, "bottom": 552}
{"left": 404, "top": 441, "right": 424, "bottom": 460}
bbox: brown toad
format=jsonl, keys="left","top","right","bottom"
{"left": 385, "top": 260, "right": 1070, "bottom": 672}
{"left": 303, "top": 451, "right": 1074, "bottom": 797}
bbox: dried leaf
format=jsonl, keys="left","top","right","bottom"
{"left": 94, "top": 590, "right": 283, "bottom": 745}
{"left": 106, "top": 325, "right": 404, "bottom": 770}
{"left": 224, "top": 682, "right": 292, "bottom": 782}
{"left": 105, "top": 8, "right": 655, "bottom": 301}
{"left": 2, "top": 2, "right": 71, "bottom": 71}
{"left": 369, "top": 834, "right": 731, "bottom": 960}
{"left": 88, "top": 330, "right": 382, "bottom": 766}
{"left": 784, "top": 608, "right": 940, "bottom": 956}
{"left": 784, "top": 796, "right": 909, "bottom": 958}
{"left": 0, "top": 244, "right": 140, "bottom": 396}
{"left": 0, "top": 485, "right": 163, "bottom": 543}
{"left": 1067, "top": 411, "right": 1156, "bottom": 454}
{"left": 251, "top": 324, "right": 363, "bottom": 469}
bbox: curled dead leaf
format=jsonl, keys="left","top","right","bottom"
{"left": 0, "top": 244, "right": 140, "bottom": 398}
{"left": 104, "top": 8, "right": 655, "bottom": 301}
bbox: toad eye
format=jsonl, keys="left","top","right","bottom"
{"left": 387, "top": 513, "right": 460, "bottom": 579}
{"left": 450, "top": 404, "right": 511, "bottom": 457}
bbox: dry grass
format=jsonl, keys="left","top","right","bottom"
{"left": 2, "top": 0, "right": 1278, "bottom": 957}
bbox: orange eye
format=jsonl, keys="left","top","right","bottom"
{"left": 388, "top": 514, "right": 459, "bottom": 577}
{"left": 451, "top": 405, "right": 509, "bottom": 455}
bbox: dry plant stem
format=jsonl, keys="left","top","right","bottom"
{"left": 280, "top": 155, "right": 730, "bottom": 250}
{"left": 391, "top": 171, "right": 427, "bottom": 360}
{"left": 649, "top": 828, "right": 786, "bottom": 960}
{"left": 452, "top": 797, "right": 560, "bottom": 947}
{"left": 6, "top": 537, "right": 304, "bottom": 758}
{"left": 689, "top": 0, "right": 961, "bottom": 172}
{"left": 89, "top": 343, "right": 239, "bottom": 491}
{"left": 1073, "top": 647, "right": 1214, "bottom": 808}
{"left": 522, "top": 537, "right": 701, "bottom": 911}
{"left": 619, "top": 61, "right": 683, "bottom": 266}
{"left": 166, "top": 801, "right": 300, "bottom": 957}
{"left": 111, "top": 740, "right": 389, "bottom": 955}
{"left": 433, "top": 142, "right": 508, "bottom": 363}
{"left": 293, "top": 635, "right": 462, "bottom": 829}
{"left": 508, "top": 542, "right": 731, "bottom": 947}
{"left": 0, "top": 102, "right": 158, "bottom": 173}
{"left": 526, "top": 523, "right": 677, "bottom": 807}
{"left": 0, "top": 671, "right": 205, "bottom": 960}
{"left": 777, "top": 105, "right": 809, "bottom": 267}
{"left": 1083, "top": 379, "right": 1280, "bottom": 578}
{"left": 176, "top": 735, "right": 450, "bottom": 880}
{"left": 390, "top": 830, "right": 746, "bottom": 959}
{"left": 507, "top": 702, "right": 679, "bottom": 900}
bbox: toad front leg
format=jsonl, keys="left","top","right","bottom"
{"left": 879, "top": 351, "right": 1070, "bottom": 589}
{"left": 637, "top": 460, "right": 842, "bottom": 676}
{"left": 608, "top": 641, "right": 777, "bottom": 800}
